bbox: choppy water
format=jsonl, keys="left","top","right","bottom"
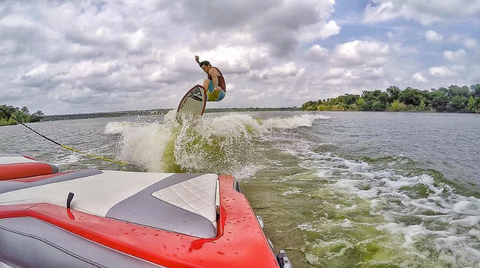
{"left": 1, "top": 111, "right": 479, "bottom": 268}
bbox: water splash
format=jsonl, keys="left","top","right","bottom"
{"left": 105, "top": 111, "right": 328, "bottom": 177}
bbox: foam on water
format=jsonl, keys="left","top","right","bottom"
{"left": 105, "top": 111, "right": 329, "bottom": 178}
{"left": 276, "top": 134, "right": 480, "bottom": 267}
{"left": 105, "top": 118, "right": 173, "bottom": 172}
{"left": 51, "top": 153, "right": 80, "bottom": 166}
{"left": 262, "top": 114, "right": 331, "bottom": 129}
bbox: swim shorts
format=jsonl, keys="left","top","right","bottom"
{"left": 207, "top": 80, "right": 226, "bottom": 102}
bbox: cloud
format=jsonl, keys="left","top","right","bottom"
{"left": 360, "top": 67, "right": 385, "bottom": 80}
{"left": 364, "top": 2, "right": 399, "bottom": 23}
{"left": 168, "top": 0, "right": 337, "bottom": 56}
{"left": 429, "top": 66, "right": 456, "bottom": 77}
{"left": 260, "top": 62, "right": 305, "bottom": 80}
{"left": 412, "top": 72, "right": 428, "bottom": 83}
{"left": 451, "top": 65, "right": 466, "bottom": 72}
{"left": 443, "top": 49, "right": 467, "bottom": 61}
{"left": 1, "top": 1, "right": 479, "bottom": 114}
{"left": 0, "top": 0, "right": 340, "bottom": 113}
{"left": 333, "top": 40, "right": 389, "bottom": 66}
{"left": 465, "top": 38, "right": 478, "bottom": 49}
{"left": 305, "top": 45, "right": 329, "bottom": 61}
{"left": 364, "top": 0, "right": 480, "bottom": 25}
{"left": 323, "top": 68, "right": 346, "bottom": 80}
{"left": 425, "top": 31, "right": 444, "bottom": 42}
{"left": 298, "top": 20, "right": 341, "bottom": 43}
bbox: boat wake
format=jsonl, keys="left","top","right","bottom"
{"left": 105, "top": 111, "right": 329, "bottom": 178}
{"left": 268, "top": 132, "right": 480, "bottom": 267}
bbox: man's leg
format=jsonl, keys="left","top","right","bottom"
{"left": 203, "top": 79, "right": 212, "bottom": 93}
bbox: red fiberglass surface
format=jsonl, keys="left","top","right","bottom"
{"left": 9, "top": 172, "right": 73, "bottom": 182}
{"left": 0, "top": 175, "right": 280, "bottom": 268}
{"left": 0, "top": 162, "right": 56, "bottom": 181}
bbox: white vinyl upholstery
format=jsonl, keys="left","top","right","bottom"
{"left": 0, "top": 261, "right": 14, "bottom": 268}
{"left": 152, "top": 174, "right": 218, "bottom": 228}
{"left": 0, "top": 171, "right": 219, "bottom": 235}
{"left": 0, "top": 171, "right": 174, "bottom": 216}
{"left": 0, "top": 155, "right": 37, "bottom": 165}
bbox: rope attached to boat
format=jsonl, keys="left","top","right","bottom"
{"left": 0, "top": 107, "right": 129, "bottom": 166}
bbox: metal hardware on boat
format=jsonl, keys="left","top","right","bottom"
{"left": 256, "top": 215, "right": 264, "bottom": 229}
{"left": 267, "top": 238, "right": 275, "bottom": 252}
{"left": 277, "top": 250, "right": 293, "bottom": 268}
{"left": 233, "top": 179, "right": 242, "bottom": 193}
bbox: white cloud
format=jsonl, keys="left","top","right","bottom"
{"left": 333, "top": 40, "right": 389, "bottom": 66}
{"left": 443, "top": 49, "right": 467, "bottom": 61}
{"left": 261, "top": 62, "right": 304, "bottom": 80}
{"left": 299, "top": 20, "right": 341, "bottom": 43}
{"left": 412, "top": 72, "right": 428, "bottom": 83}
{"left": 449, "top": 35, "right": 461, "bottom": 42}
{"left": 429, "top": 66, "right": 456, "bottom": 77}
{"left": 451, "top": 65, "right": 466, "bottom": 72}
{"left": 465, "top": 38, "right": 478, "bottom": 49}
{"left": 336, "top": 40, "right": 386, "bottom": 58}
{"left": 319, "top": 20, "right": 341, "bottom": 40}
{"left": 364, "top": 2, "right": 399, "bottom": 23}
{"left": 361, "top": 67, "right": 385, "bottom": 80}
{"left": 323, "top": 68, "right": 346, "bottom": 80}
{"left": 305, "top": 45, "right": 329, "bottom": 61}
{"left": 364, "top": 0, "right": 480, "bottom": 25}
{"left": 425, "top": 31, "right": 443, "bottom": 42}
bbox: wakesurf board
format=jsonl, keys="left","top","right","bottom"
{"left": 176, "top": 85, "right": 207, "bottom": 123}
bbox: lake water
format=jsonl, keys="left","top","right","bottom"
{"left": 1, "top": 111, "right": 479, "bottom": 268}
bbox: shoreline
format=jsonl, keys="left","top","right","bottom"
{"left": 39, "top": 107, "right": 301, "bottom": 122}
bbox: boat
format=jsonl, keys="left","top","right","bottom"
{"left": 0, "top": 155, "right": 292, "bottom": 268}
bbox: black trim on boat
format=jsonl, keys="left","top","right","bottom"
{"left": 234, "top": 179, "right": 242, "bottom": 193}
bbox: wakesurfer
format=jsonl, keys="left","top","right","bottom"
{"left": 195, "top": 55, "right": 226, "bottom": 102}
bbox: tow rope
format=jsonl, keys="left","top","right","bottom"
{"left": 0, "top": 107, "right": 129, "bottom": 166}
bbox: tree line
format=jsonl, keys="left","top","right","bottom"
{"left": 0, "top": 105, "right": 44, "bottom": 126}
{"left": 302, "top": 84, "right": 480, "bottom": 113}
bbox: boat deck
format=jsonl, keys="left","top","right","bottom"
{"left": 0, "top": 155, "right": 282, "bottom": 268}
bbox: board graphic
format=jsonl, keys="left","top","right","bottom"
{"left": 176, "top": 85, "right": 207, "bottom": 122}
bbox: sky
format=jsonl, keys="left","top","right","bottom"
{"left": 1, "top": 0, "right": 480, "bottom": 115}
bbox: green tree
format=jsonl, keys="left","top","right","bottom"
{"left": 419, "top": 99, "right": 426, "bottom": 111}
{"left": 21, "top": 106, "right": 30, "bottom": 115}
{"left": 398, "top": 87, "right": 422, "bottom": 106}
{"left": 301, "top": 83, "right": 480, "bottom": 113}
{"left": 31, "top": 110, "right": 44, "bottom": 122}
{"left": 448, "top": 95, "right": 468, "bottom": 111}
{"left": 430, "top": 91, "right": 449, "bottom": 112}
{"left": 448, "top": 85, "right": 470, "bottom": 98}
{"left": 471, "top": 84, "right": 480, "bottom": 97}
{"left": 386, "top": 86, "right": 401, "bottom": 102}
{"left": 371, "top": 100, "right": 385, "bottom": 111}
{"left": 389, "top": 99, "right": 406, "bottom": 111}
{"left": 0, "top": 105, "right": 43, "bottom": 125}
{"left": 467, "top": 96, "right": 476, "bottom": 112}
{"left": 356, "top": 97, "right": 370, "bottom": 111}
{"left": 302, "top": 101, "right": 317, "bottom": 111}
